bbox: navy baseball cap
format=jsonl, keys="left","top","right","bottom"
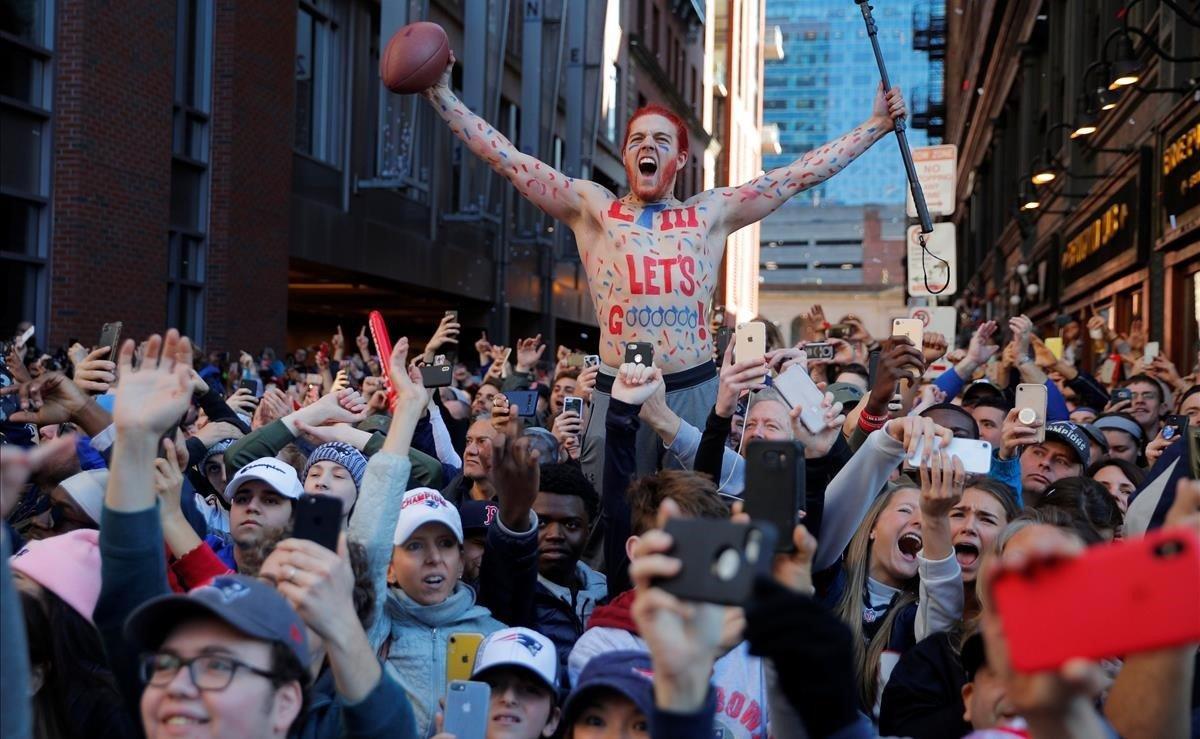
{"left": 1042, "top": 421, "right": 1091, "bottom": 467}
{"left": 125, "top": 575, "right": 311, "bottom": 675}
{"left": 562, "top": 651, "right": 655, "bottom": 727}
{"left": 459, "top": 499, "right": 499, "bottom": 533}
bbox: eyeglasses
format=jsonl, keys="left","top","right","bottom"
{"left": 140, "top": 652, "right": 279, "bottom": 691}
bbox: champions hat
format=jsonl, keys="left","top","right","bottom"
{"left": 223, "top": 457, "right": 304, "bottom": 503}
{"left": 393, "top": 488, "right": 463, "bottom": 545}
{"left": 1042, "top": 421, "right": 1091, "bottom": 467}
{"left": 125, "top": 575, "right": 311, "bottom": 674}
{"left": 562, "top": 651, "right": 655, "bottom": 727}
{"left": 473, "top": 627, "right": 558, "bottom": 693}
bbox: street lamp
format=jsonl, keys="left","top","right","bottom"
{"left": 1108, "top": 34, "right": 1143, "bottom": 89}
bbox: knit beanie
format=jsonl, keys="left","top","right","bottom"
{"left": 302, "top": 442, "right": 367, "bottom": 491}
{"left": 203, "top": 438, "right": 236, "bottom": 466}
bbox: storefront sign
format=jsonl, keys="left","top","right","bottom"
{"left": 1061, "top": 179, "right": 1138, "bottom": 284}
{"left": 907, "top": 223, "right": 956, "bottom": 297}
{"left": 1162, "top": 109, "right": 1200, "bottom": 227}
{"left": 906, "top": 145, "right": 958, "bottom": 218}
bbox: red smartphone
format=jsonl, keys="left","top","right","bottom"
{"left": 992, "top": 528, "right": 1200, "bottom": 672}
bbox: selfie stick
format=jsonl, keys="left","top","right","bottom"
{"left": 855, "top": 0, "right": 933, "bottom": 235}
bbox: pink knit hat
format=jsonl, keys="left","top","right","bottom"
{"left": 10, "top": 529, "right": 102, "bottom": 623}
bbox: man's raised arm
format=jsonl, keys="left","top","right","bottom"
{"left": 422, "top": 54, "right": 606, "bottom": 227}
{"left": 708, "top": 84, "right": 907, "bottom": 235}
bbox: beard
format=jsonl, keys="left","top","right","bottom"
{"left": 625, "top": 156, "right": 680, "bottom": 202}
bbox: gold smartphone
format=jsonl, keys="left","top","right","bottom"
{"left": 1044, "top": 337, "right": 1064, "bottom": 359}
{"left": 446, "top": 632, "right": 485, "bottom": 683}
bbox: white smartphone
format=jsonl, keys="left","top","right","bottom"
{"left": 735, "top": 322, "right": 767, "bottom": 364}
{"left": 1014, "top": 383, "right": 1048, "bottom": 444}
{"left": 907, "top": 437, "right": 993, "bottom": 474}
{"left": 772, "top": 364, "right": 826, "bottom": 435}
{"left": 16, "top": 324, "right": 34, "bottom": 346}
{"left": 1144, "top": 341, "right": 1159, "bottom": 364}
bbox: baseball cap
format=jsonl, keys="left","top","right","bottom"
{"left": 125, "top": 575, "right": 310, "bottom": 675}
{"left": 355, "top": 414, "right": 392, "bottom": 435}
{"left": 825, "top": 382, "right": 864, "bottom": 407}
{"left": 473, "top": 627, "right": 558, "bottom": 693}
{"left": 1078, "top": 423, "right": 1109, "bottom": 453}
{"left": 562, "top": 651, "right": 655, "bottom": 728}
{"left": 1042, "top": 421, "right": 1091, "bottom": 467}
{"left": 10, "top": 529, "right": 102, "bottom": 623}
{"left": 962, "top": 379, "right": 1005, "bottom": 406}
{"left": 223, "top": 457, "right": 304, "bottom": 503}
{"left": 459, "top": 500, "right": 498, "bottom": 534}
{"left": 57, "top": 469, "right": 108, "bottom": 525}
{"left": 1093, "top": 414, "right": 1144, "bottom": 444}
{"left": 393, "top": 488, "right": 463, "bottom": 545}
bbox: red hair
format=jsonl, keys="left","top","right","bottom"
{"left": 623, "top": 105, "right": 689, "bottom": 159}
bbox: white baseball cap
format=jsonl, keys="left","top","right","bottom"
{"left": 392, "top": 488, "right": 463, "bottom": 545}
{"left": 223, "top": 457, "right": 304, "bottom": 503}
{"left": 473, "top": 627, "right": 558, "bottom": 692}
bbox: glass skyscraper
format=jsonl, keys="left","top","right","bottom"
{"left": 763, "top": 0, "right": 933, "bottom": 205}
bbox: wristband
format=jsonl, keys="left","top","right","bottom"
{"left": 860, "top": 408, "right": 888, "bottom": 425}
{"left": 859, "top": 413, "right": 887, "bottom": 434}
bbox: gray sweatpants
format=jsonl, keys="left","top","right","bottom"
{"left": 579, "top": 363, "right": 719, "bottom": 494}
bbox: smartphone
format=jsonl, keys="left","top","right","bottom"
{"left": 906, "top": 437, "right": 993, "bottom": 474}
{"left": 446, "top": 633, "right": 485, "bottom": 683}
{"left": 1044, "top": 336, "right": 1064, "bottom": 359}
{"left": 657, "top": 518, "right": 777, "bottom": 606}
{"left": 420, "top": 364, "right": 453, "bottom": 388}
{"left": 743, "top": 441, "right": 806, "bottom": 552}
{"left": 867, "top": 348, "right": 881, "bottom": 387}
{"left": 583, "top": 354, "right": 601, "bottom": 368}
{"left": 563, "top": 395, "right": 584, "bottom": 418}
{"left": 445, "top": 310, "right": 458, "bottom": 322}
{"left": 304, "top": 373, "right": 322, "bottom": 387}
{"left": 1111, "top": 387, "right": 1133, "bottom": 404}
{"left": 564, "top": 353, "right": 585, "bottom": 369}
{"left": 292, "top": 494, "right": 343, "bottom": 551}
{"left": 98, "top": 321, "right": 123, "bottom": 359}
{"left": 1014, "top": 383, "right": 1048, "bottom": 443}
{"left": 735, "top": 323, "right": 766, "bottom": 364}
{"left": 238, "top": 379, "right": 262, "bottom": 398}
{"left": 804, "top": 342, "right": 834, "bottom": 361}
{"left": 1188, "top": 426, "right": 1200, "bottom": 479}
{"left": 443, "top": 680, "right": 491, "bottom": 739}
{"left": 772, "top": 364, "right": 827, "bottom": 434}
{"left": 16, "top": 324, "right": 34, "bottom": 347}
{"left": 892, "top": 318, "right": 923, "bottom": 348}
{"left": 624, "top": 342, "right": 654, "bottom": 366}
{"left": 826, "top": 323, "right": 852, "bottom": 340}
{"left": 993, "top": 527, "right": 1200, "bottom": 672}
{"left": 1161, "top": 414, "right": 1188, "bottom": 442}
{"left": 1143, "top": 341, "right": 1160, "bottom": 364}
{"left": 504, "top": 390, "right": 539, "bottom": 417}
{"left": 715, "top": 326, "right": 733, "bottom": 364}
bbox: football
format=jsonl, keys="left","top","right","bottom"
{"left": 380, "top": 21, "right": 450, "bottom": 94}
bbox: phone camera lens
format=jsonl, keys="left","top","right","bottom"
{"left": 1153, "top": 539, "right": 1184, "bottom": 559}
{"left": 712, "top": 547, "right": 741, "bottom": 582}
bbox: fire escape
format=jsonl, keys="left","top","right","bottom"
{"left": 911, "top": 1, "right": 946, "bottom": 141}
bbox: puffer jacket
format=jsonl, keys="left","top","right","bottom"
{"left": 381, "top": 585, "right": 504, "bottom": 736}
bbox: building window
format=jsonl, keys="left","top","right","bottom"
{"left": 604, "top": 62, "right": 620, "bottom": 142}
{"left": 168, "top": 0, "right": 213, "bottom": 340}
{"left": 295, "top": 0, "right": 343, "bottom": 165}
{"left": 1, "top": 0, "right": 54, "bottom": 335}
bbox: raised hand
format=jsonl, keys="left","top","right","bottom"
{"left": 253, "top": 386, "right": 292, "bottom": 429}
{"left": 474, "top": 331, "right": 492, "bottom": 360}
{"left": 805, "top": 304, "right": 828, "bottom": 341}
{"left": 71, "top": 346, "right": 116, "bottom": 394}
{"left": 153, "top": 437, "right": 186, "bottom": 513}
{"left": 922, "top": 331, "right": 949, "bottom": 365}
{"left": 226, "top": 387, "right": 259, "bottom": 417}
{"left": 113, "top": 331, "right": 194, "bottom": 436}
{"left": 491, "top": 435, "right": 541, "bottom": 531}
{"left": 356, "top": 325, "right": 371, "bottom": 358}
{"left": 886, "top": 415, "right": 953, "bottom": 460}
{"left": 612, "top": 362, "right": 664, "bottom": 407}
{"left": 514, "top": 334, "right": 546, "bottom": 373}
{"left": 918, "top": 451, "right": 965, "bottom": 561}
{"left": 1147, "top": 354, "right": 1185, "bottom": 393}
{"left": 577, "top": 363, "right": 599, "bottom": 404}
{"left": 1, "top": 434, "right": 76, "bottom": 518}
{"left": 965, "top": 320, "right": 1000, "bottom": 366}
{"left": 423, "top": 48, "right": 456, "bottom": 98}
{"left": 387, "top": 338, "right": 427, "bottom": 417}
{"left": 490, "top": 393, "right": 518, "bottom": 437}
{"left": 424, "top": 313, "right": 461, "bottom": 360}
{"left": 629, "top": 498, "right": 727, "bottom": 713}
{"left": 1009, "top": 314, "right": 1033, "bottom": 359}
{"left": 765, "top": 346, "right": 806, "bottom": 376}
{"left": 552, "top": 409, "right": 583, "bottom": 449}
{"left": 193, "top": 420, "right": 245, "bottom": 449}
{"left": 67, "top": 342, "right": 90, "bottom": 368}
{"left": 997, "top": 407, "right": 1043, "bottom": 461}
{"left": 715, "top": 348, "right": 769, "bottom": 418}
{"left": 867, "top": 338, "right": 924, "bottom": 410}
{"left": 262, "top": 536, "right": 358, "bottom": 643}
{"left": 872, "top": 83, "right": 907, "bottom": 130}
{"left": 790, "top": 391, "right": 846, "bottom": 457}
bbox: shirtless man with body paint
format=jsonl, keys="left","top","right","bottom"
{"left": 423, "top": 52, "right": 907, "bottom": 486}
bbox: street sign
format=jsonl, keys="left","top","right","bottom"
{"left": 906, "top": 145, "right": 958, "bottom": 218}
{"left": 907, "top": 223, "right": 957, "bottom": 297}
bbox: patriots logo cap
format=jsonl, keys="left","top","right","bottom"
{"left": 473, "top": 627, "right": 558, "bottom": 692}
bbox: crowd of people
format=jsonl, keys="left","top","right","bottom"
{"left": 1, "top": 305, "right": 1197, "bottom": 739}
